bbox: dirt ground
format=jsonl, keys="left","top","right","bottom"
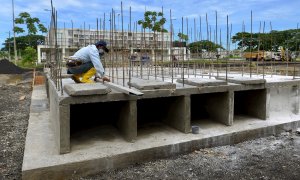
{"left": 0, "top": 72, "right": 300, "bottom": 180}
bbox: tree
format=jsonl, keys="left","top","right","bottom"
{"left": 177, "top": 33, "right": 188, "bottom": 42}
{"left": 232, "top": 29, "right": 300, "bottom": 52}
{"left": 22, "top": 46, "right": 37, "bottom": 65}
{"left": 188, "top": 40, "right": 224, "bottom": 53}
{"left": 14, "top": 12, "right": 47, "bottom": 35}
{"left": 0, "top": 51, "right": 9, "bottom": 59}
{"left": 1, "top": 35, "right": 45, "bottom": 52}
{"left": 138, "top": 11, "right": 168, "bottom": 33}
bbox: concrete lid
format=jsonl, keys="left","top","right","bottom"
{"left": 215, "top": 76, "right": 266, "bottom": 85}
{"left": 128, "top": 78, "right": 176, "bottom": 90}
{"left": 63, "top": 83, "right": 111, "bottom": 96}
{"left": 177, "top": 78, "right": 227, "bottom": 87}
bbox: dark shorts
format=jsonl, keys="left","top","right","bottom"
{"left": 67, "top": 61, "right": 94, "bottom": 74}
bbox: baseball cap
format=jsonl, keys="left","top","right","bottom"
{"left": 95, "top": 40, "right": 109, "bottom": 53}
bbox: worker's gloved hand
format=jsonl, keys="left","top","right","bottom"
{"left": 94, "top": 76, "right": 110, "bottom": 83}
{"left": 102, "top": 76, "right": 110, "bottom": 82}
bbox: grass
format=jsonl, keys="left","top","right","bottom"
{"left": 16, "top": 61, "right": 44, "bottom": 70}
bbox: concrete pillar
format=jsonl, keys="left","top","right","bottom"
{"left": 168, "top": 48, "right": 171, "bottom": 61}
{"left": 62, "top": 48, "right": 66, "bottom": 59}
{"left": 37, "top": 46, "right": 42, "bottom": 64}
{"left": 58, "top": 104, "right": 70, "bottom": 154}
{"left": 151, "top": 49, "right": 155, "bottom": 60}
{"left": 49, "top": 79, "right": 70, "bottom": 154}
{"left": 183, "top": 47, "right": 186, "bottom": 61}
{"left": 163, "top": 95, "right": 191, "bottom": 133}
{"left": 117, "top": 100, "right": 137, "bottom": 142}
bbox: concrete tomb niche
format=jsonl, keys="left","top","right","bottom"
{"left": 191, "top": 91, "right": 234, "bottom": 126}
{"left": 137, "top": 96, "right": 190, "bottom": 135}
{"left": 234, "top": 89, "right": 269, "bottom": 120}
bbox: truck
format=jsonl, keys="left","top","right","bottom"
{"left": 242, "top": 51, "right": 266, "bottom": 61}
{"left": 242, "top": 49, "right": 291, "bottom": 61}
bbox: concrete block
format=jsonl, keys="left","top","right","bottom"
{"left": 128, "top": 78, "right": 176, "bottom": 90}
{"left": 216, "top": 76, "right": 266, "bottom": 85}
{"left": 64, "top": 83, "right": 111, "bottom": 96}
{"left": 177, "top": 78, "right": 227, "bottom": 87}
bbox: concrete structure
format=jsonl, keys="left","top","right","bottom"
{"left": 22, "top": 71, "right": 300, "bottom": 179}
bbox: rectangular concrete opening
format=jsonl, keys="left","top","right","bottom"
{"left": 234, "top": 89, "right": 267, "bottom": 120}
{"left": 70, "top": 101, "right": 129, "bottom": 140}
{"left": 137, "top": 96, "right": 187, "bottom": 135}
{"left": 191, "top": 92, "right": 232, "bottom": 126}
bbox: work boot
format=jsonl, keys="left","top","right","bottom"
{"left": 71, "top": 74, "right": 82, "bottom": 83}
{"left": 81, "top": 68, "right": 96, "bottom": 83}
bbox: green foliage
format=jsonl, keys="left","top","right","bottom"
{"left": 22, "top": 47, "right": 37, "bottom": 65}
{"left": 1, "top": 35, "right": 45, "bottom": 52}
{"left": 0, "top": 51, "right": 9, "bottom": 59}
{"left": 138, "top": 11, "right": 167, "bottom": 32}
{"left": 232, "top": 29, "right": 300, "bottom": 51}
{"left": 14, "top": 12, "right": 48, "bottom": 35}
{"left": 188, "top": 40, "right": 224, "bottom": 53}
{"left": 177, "top": 33, "right": 188, "bottom": 41}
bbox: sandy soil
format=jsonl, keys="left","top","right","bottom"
{"left": 0, "top": 73, "right": 299, "bottom": 180}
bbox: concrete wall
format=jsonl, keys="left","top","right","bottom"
{"left": 269, "top": 85, "right": 299, "bottom": 117}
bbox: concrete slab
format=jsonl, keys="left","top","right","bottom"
{"left": 128, "top": 78, "right": 176, "bottom": 90}
{"left": 177, "top": 78, "right": 227, "bottom": 87}
{"left": 22, "top": 84, "right": 300, "bottom": 179}
{"left": 216, "top": 76, "right": 266, "bottom": 85}
{"left": 63, "top": 83, "right": 111, "bottom": 96}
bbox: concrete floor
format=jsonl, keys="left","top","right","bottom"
{"left": 22, "top": 83, "right": 300, "bottom": 179}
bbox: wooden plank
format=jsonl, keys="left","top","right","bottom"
{"left": 104, "top": 82, "right": 144, "bottom": 96}
{"left": 98, "top": 81, "right": 143, "bottom": 96}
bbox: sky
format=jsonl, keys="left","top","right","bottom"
{"left": 1, "top": 0, "right": 300, "bottom": 49}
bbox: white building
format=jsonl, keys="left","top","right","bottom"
{"left": 37, "top": 28, "right": 188, "bottom": 63}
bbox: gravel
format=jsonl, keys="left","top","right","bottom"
{"left": 0, "top": 81, "right": 32, "bottom": 180}
{"left": 80, "top": 132, "right": 300, "bottom": 180}
{"left": 0, "top": 73, "right": 299, "bottom": 180}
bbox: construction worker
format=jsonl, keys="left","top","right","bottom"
{"left": 66, "top": 40, "right": 110, "bottom": 83}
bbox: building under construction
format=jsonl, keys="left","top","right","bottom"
{"left": 37, "top": 27, "right": 189, "bottom": 64}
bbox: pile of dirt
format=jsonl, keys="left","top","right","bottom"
{"left": 0, "top": 59, "right": 30, "bottom": 74}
